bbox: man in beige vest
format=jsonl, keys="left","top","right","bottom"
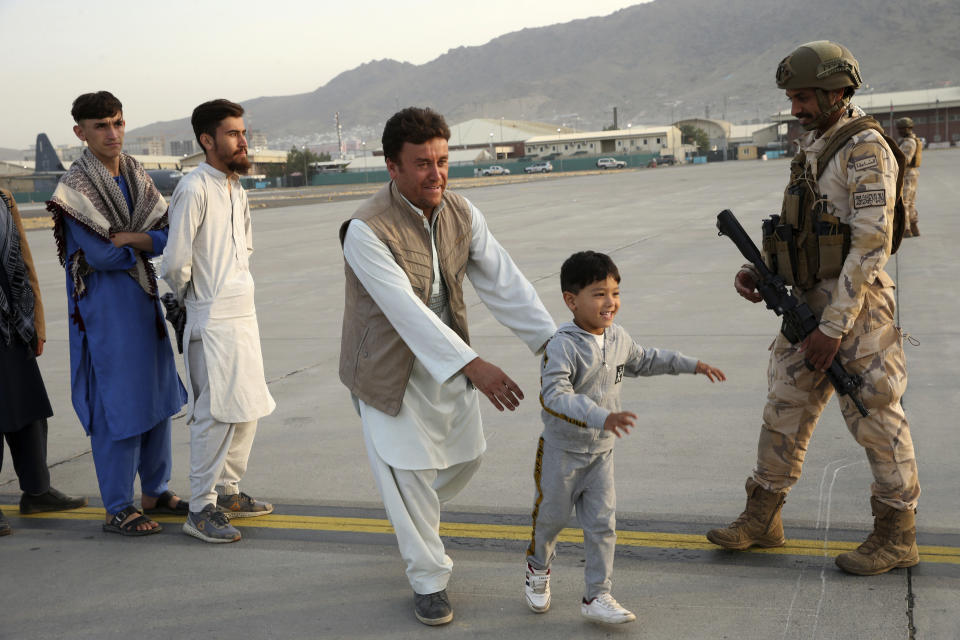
{"left": 896, "top": 117, "right": 921, "bottom": 237}
{"left": 339, "top": 107, "right": 556, "bottom": 625}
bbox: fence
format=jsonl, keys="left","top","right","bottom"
{"left": 302, "top": 152, "right": 661, "bottom": 186}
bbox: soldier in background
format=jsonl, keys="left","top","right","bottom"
{"left": 706, "top": 41, "right": 921, "bottom": 576}
{"left": 896, "top": 117, "right": 921, "bottom": 237}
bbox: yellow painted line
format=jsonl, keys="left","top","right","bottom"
{"left": 22, "top": 216, "right": 53, "bottom": 230}
{"left": 4, "top": 506, "right": 957, "bottom": 565}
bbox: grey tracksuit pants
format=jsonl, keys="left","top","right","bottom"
{"left": 526, "top": 437, "right": 616, "bottom": 600}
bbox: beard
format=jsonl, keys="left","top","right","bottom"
{"left": 214, "top": 140, "right": 251, "bottom": 174}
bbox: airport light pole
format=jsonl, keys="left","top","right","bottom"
{"left": 489, "top": 132, "right": 494, "bottom": 159}
{"left": 556, "top": 128, "right": 563, "bottom": 172}
{"left": 302, "top": 145, "right": 309, "bottom": 187}
{"left": 361, "top": 141, "right": 367, "bottom": 184}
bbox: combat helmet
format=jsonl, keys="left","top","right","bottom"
{"left": 776, "top": 40, "right": 862, "bottom": 130}
{"left": 895, "top": 117, "right": 914, "bottom": 129}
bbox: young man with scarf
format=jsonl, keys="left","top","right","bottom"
{"left": 47, "top": 91, "right": 188, "bottom": 536}
{"left": 162, "top": 99, "right": 275, "bottom": 544}
{"left": 1, "top": 189, "right": 87, "bottom": 536}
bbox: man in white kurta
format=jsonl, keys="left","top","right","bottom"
{"left": 162, "top": 100, "right": 275, "bottom": 543}
{"left": 340, "top": 107, "right": 555, "bottom": 626}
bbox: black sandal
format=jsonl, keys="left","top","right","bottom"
{"left": 103, "top": 506, "right": 163, "bottom": 536}
{"left": 143, "top": 490, "right": 189, "bottom": 515}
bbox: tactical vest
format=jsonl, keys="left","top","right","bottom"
{"left": 906, "top": 132, "right": 922, "bottom": 168}
{"left": 762, "top": 116, "right": 906, "bottom": 290}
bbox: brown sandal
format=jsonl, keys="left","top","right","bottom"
{"left": 143, "top": 490, "right": 189, "bottom": 515}
{"left": 103, "top": 506, "right": 162, "bottom": 536}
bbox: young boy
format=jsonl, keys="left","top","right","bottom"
{"left": 524, "top": 250, "right": 725, "bottom": 624}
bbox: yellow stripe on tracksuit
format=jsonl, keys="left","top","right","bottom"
{"left": 526, "top": 436, "right": 545, "bottom": 557}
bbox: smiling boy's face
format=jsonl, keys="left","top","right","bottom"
{"left": 563, "top": 275, "right": 621, "bottom": 335}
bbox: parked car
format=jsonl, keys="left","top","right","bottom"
{"left": 481, "top": 165, "right": 511, "bottom": 176}
{"left": 524, "top": 161, "right": 553, "bottom": 174}
{"left": 596, "top": 157, "right": 627, "bottom": 169}
{"left": 646, "top": 155, "right": 677, "bottom": 168}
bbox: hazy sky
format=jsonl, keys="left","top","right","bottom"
{"left": 0, "top": 0, "right": 648, "bottom": 149}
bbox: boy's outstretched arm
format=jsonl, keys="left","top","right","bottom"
{"left": 695, "top": 361, "right": 727, "bottom": 382}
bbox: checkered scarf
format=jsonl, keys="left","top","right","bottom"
{"left": 47, "top": 149, "right": 168, "bottom": 299}
{"left": 0, "top": 191, "right": 35, "bottom": 346}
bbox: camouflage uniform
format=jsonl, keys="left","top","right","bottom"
{"left": 898, "top": 134, "right": 920, "bottom": 228}
{"left": 753, "top": 105, "right": 920, "bottom": 511}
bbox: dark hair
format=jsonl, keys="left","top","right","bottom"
{"left": 381, "top": 107, "right": 450, "bottom": 162}
{"left": 191, "top": 99, "right": 245, "bottom": 150}
{"left": 71, "top": 91, "right": 123, "bottom": 122}
{"left": 561, "top": 251, "right": 621, "bottom": 294}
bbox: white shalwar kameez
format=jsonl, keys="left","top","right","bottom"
{"left": 343, "top": 195, "right": 555, "bottom": 594}
{"left": 161, "top": 162, "right": 275, "bottom": 513}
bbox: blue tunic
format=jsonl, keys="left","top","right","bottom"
{"left": 62, "top": 185, "right": 186, "bottom": 440}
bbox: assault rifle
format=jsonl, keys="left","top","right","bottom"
{"left": 716, "top": 209, "right": 869, "bottom": 417}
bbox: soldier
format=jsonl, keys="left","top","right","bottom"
{"left": 706, "top": 41, "right": 920, "bottom": 576}
{"left": 896, "top": 117, "right": 921, "bottom": 237}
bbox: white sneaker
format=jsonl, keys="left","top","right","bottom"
{"left": 524, "top": 563, "right": 551, "bottom": 613}
{"left": 580, "top": 593, "right": 636, "bottom": 624}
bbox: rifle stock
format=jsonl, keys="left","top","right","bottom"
{"left": 716, "top": 209, "right": 869, "bottom": 417}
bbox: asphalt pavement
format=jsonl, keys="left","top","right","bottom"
{"left": 2, "top": 149, "right": 958, "bottom": 639}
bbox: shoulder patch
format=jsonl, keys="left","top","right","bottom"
{"left": 854, "top": 190, "right": 886, "bottom": 209}
{"left": 854, "top": 156, "right": 878, "bottom": 171}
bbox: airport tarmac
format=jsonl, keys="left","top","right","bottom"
{"left": 2, "top": 150, "right": 958, "bottom": 639}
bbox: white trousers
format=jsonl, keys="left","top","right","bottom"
{"left": 187, "top": 335, "right": 258, "bottom": 513}
{"left": 362, "top": 419, "right": 481, "bottom": 594}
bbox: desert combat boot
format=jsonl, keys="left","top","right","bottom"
{"left": 835, "top": 497, "right": 919, "bottom": 575}
{"left": 706, "top": 477, "right": 786, "bottom": 550}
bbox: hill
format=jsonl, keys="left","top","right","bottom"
{"left": 127, "top": 0, "right": 959, "bottom": 144}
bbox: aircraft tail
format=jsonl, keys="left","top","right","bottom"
{"left": 35, "top": 133, "right": 66, "bottom": 172}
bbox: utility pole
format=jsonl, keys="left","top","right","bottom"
{"left": 335, "top": 111, "right": 345, "bottom": 160}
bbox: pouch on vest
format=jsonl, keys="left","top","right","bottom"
{"left": 815, "top": 208, "right": 850, "bottom": 281}
{"left": 761, "top": 215, "right": 779, "bottom": 274}
{"left": 766, "top": 116, "right": 903, "bottom": 290}
{"left": 772, "top": 173, "right": 849, "bottom": 290}
{"left": 769, "top": 163, "right": 822, "bottom": 290}
{"left": 814, "top": 117, "right": 906, "bottom": 255}
{"left": 909, "top": 135, "right": 922, "bottom": 168}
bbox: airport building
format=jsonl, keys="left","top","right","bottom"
{"left": 180, "top": 148, "right": 288, "bottom": 176}
{"left": 447, "top": 118, "right": 575, "bottom": 159}
{"left": 249, "top": 130, "right": 269, "bottom": 152}
{"left": 169, "top": 139, "right": 195, "bottom": 157}
{"left": 523, "top": 126, "right": 683, "bottom": 161}
{"left": 345, "top": 147, "right": 494, "bottom": 172}
{"left": 775, "top": 87, "right": 960, "bottom": 145}
{"left": 675, "top": 118, "right": 788, "bottom": 160}
{"left": 127, "top": 136, "right": 165, "bottom": 156}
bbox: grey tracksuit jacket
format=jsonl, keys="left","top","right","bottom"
{"left": 539, "top": 321, "right": 699, "bottom": 454}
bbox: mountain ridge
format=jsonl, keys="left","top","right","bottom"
{"left": 127, "top": 0, "right": 959, "bottom": 145}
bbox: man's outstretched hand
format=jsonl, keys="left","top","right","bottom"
{"left": 462, "top": 357, "right": 524, "bottom": 411}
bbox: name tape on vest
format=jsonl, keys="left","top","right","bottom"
{"left": 853, "top": 190, "right": 886, "bottom": 209}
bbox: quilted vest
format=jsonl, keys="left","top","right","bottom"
{"left": 339, "top": 182, "right": 473, "bottom": 416}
